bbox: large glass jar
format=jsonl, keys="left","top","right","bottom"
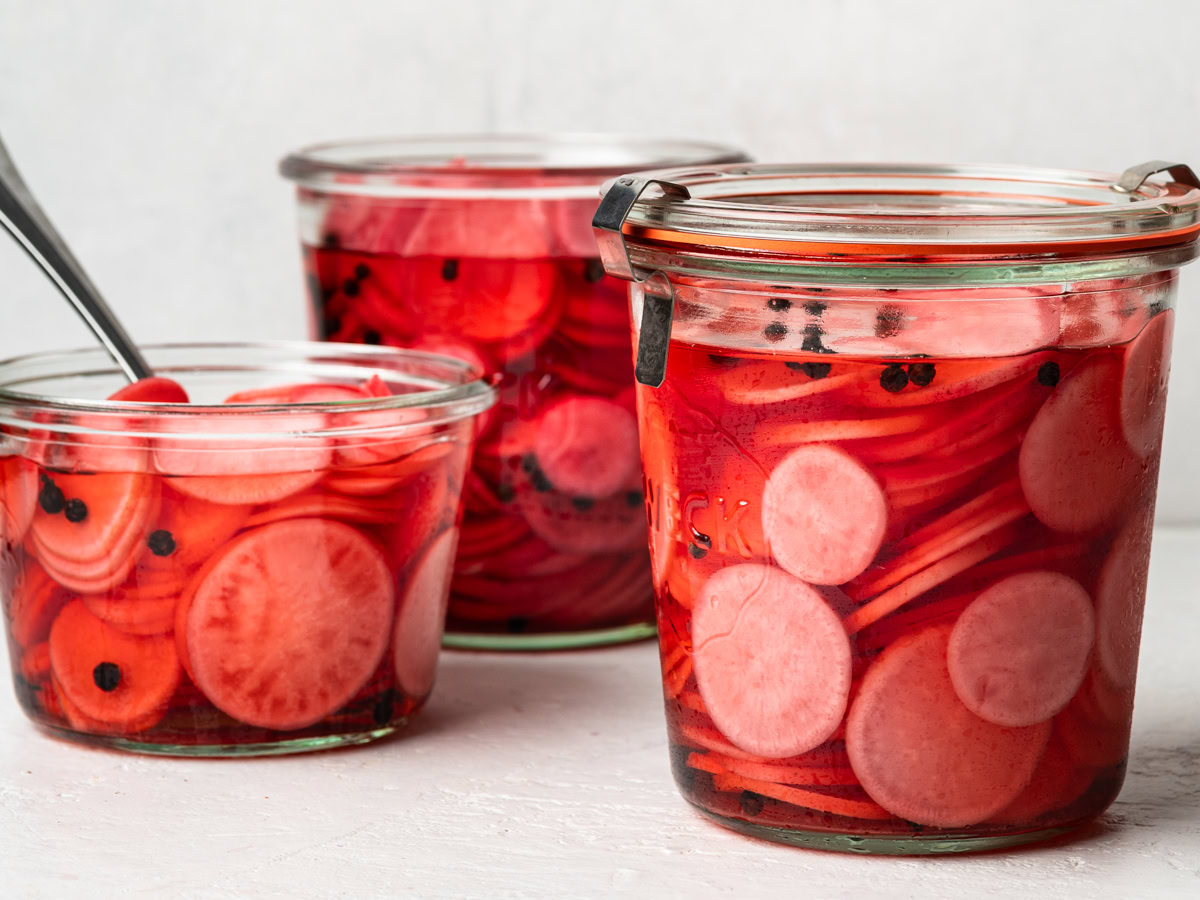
{"left": 595, "top": 162, "right": 1199, "bottom": 852}
{"left": 280, "top": 135, "right": 748, "bottom": 649}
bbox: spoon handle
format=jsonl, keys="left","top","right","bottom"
{"left": 0, "top": 135, "right": 152, "bottom": 382}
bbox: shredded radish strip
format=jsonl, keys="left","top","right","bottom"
{"left": 693, "top": 752, "right": 858, "bottom": 787}
{"left": 844, "top": 524, "right": 1021, "bottom": 634}
{"left": 707, "top": 770, "right": 893, "bottom": 821}
{"left": 847, "top": 499, "right": 1031, "bottom": 601}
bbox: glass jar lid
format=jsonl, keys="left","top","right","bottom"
{"left": 280, "top": 134, "right": 749, "bottom": 199}
{"left": 596, "top": 161, "right": 1200, "bottom": 273}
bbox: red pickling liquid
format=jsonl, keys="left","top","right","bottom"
{"left": 640, "top": 300, "right": 1171, "bottom": 839}
{"left": 307, "top": 220, "right": 652, "bottom": 639}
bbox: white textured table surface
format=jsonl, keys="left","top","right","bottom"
{"left": 2, "top": 530, "right": 1198, "bottom": 899}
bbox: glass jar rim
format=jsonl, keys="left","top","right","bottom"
{"left": 279, "top": 133, "right": 749, "bottom": 200}
{"left": 602, "top": 162, "right": 1200, "bottom": 266}
{"left": 0, "top": 341, "right": 496, "bottom": 431}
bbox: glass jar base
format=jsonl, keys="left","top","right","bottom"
{"left": 442, "top": 621, "right": 656, "bottom": 651}
{"left": 693, "top": 804, "right": 1082, "bottom": 855}
{"left": 36, "top": 722, "right": 405, "bottom": 758}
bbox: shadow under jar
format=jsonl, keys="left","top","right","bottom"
{"left": 280, "top": 135, "right": 748, "bottom": 650}
{"left": 0, "top": 343, "right": 494, "bottom": 756}
{"left": 595, "top": 162, "right": 1200, "bottom": 852}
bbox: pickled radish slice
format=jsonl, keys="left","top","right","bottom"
{"left": 516, "top": 477, "right": 646, "bottom": 555}
{"left": 21, "top": 641, "right": 51, "bottom": 684}
{"left": 846, "top": 625, "right": 1050, "bottom": 827}
{"left": 109, "top": 377, "right": 190, "bottom": 404}
{"left": 222, "top": 382, "right": 366, "bottom": 404}
{"left": 50, "top": 674, "right": 169, "bottom": 736}
{"left": 49, "top": 599, "right": 180, "bottom": 729}
{"left": 988, "top": 731, "right": 1089, "bottom": 824}
{"left": 0, "top": 456, "right": 38, "bottom": 543}
{"left": 393, "top": 528, "right": 457, "bottom": 698}
{"left": 533, "top": 397, "right": 639, "bottom": 499}
{"left": 139, "top": 489, "right": 251, "bottom": 573}
{"left": 8, "top": 562, "right": 69, "bottom": 648}
{"left": 170, "top": 471, "right": 324, "bottom": 506}
{"left": 761, "top": 444, "right": 887, "bottom": 585}
{"left": 185, "top": 519, "right": 394, "bottom": 730}
{"left": 1095, "top": 511, "right": 1153, "bottom": 689}
{"left": 692, "top": 564, "right": 852, "bottom": 758}
{"left": 947, "top": 571, "right": 1094, "bottom": 727}
{"left": 31, "top": 472, "right": 152, "bottom": 561}
{"left": 1019, "top": 354, "right": 1139, "bottom": 534}
{"left": 403, "top": 199, "right": 554, "bottom": 259}
{"left": 81, "top": 576, "right": 180, "bottom": 636}
{"left": 1119, "top": 310, "right": 1173, "bottom": 458}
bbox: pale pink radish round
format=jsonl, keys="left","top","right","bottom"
{"left": 1018, "top": 354, "right": 1139, "bottom": 534}
{"left": 761, "top": 444, "right": 887, "bottom": 584}
{"left": 1119, "top": 310, "right": 1173, "bottom": 458}
{"left": 1095, "top": 510, "right": 1154, "bottom": 689}
{"left": 948, "top": 571, "right": 1094, "bottom": 727}
{"left": 394, "top": 528, "right": 458, "bottom": 698}
{"left": 846, "top": 625, "right": 1050, "bottom": 828}
{"left": 692, "top": 563, "right": 852, "bottom": 758}
{"left": 533, "top": 396, "right": 639, "bottom": 499}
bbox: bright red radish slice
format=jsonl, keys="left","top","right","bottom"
{"left": 8, "top": 562, "right": 69, "bottom": 648}
{"left": 692, "top": 563, "right": 852, "bottom": 758}
{"left": 533, "top": 396, "right": 639, "bottom": 499}
{"left": 81, "top": 575, "right": 180, "bottom": 636}
{"left": 761, "top": 444, "right": 887, "bottom": 585}
{"left": 1119, "top": 310, "right": 1173, "bottom": 458}
{"left": 393, "top": 528, "right": 457, "bottom": 698}
{"left": 1094, "top": 510, "right": 1153, "bottom": 689}
{"left": 987, "top": 730, "right": 1089, "bottom": 824}
{"left": 516, "top": 473, "right": 647, "bottom": 555}
{"left": 154, "top": 404, "right": 330, "bottom": 487}
{"left": 31, "top": 472, "right": 154, "bottom": 565}
{"left": 846, "top": 625, "right": 1050, "bottom": 827}
{"left": 184, "top": 519, "right": 394, "bottom": 730}
{"left": 109, "top": 377, "right": 190, "bottom": 404}
{"left": 1019, "top": 354, "right": 1139, "bottom": 534}
{"left": 49, "top": 599, "right": 180, "bottom": 729}
{"left": 0, "top": 456, "right": 38, "bottom": 543}
{"left": 138, "top": 488, "right": 250, "bottom": 574}
{"left": 947, "top": 571, "right": 1094, "bottom": 727}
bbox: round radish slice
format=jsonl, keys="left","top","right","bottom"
{"left": 0, "top": 456, "right": 38, "bottom": 543}
{"left": 393, "top": 528, "right": 457, "bottom": 698}
{"left": 154, "top": 409, "right": 331, "bottom": 479}
{"left": 846, "top": 625, "right": 1050, "bottom": 827}
{"left": 533, "top": 396, "right": 639, "bottom": 500}
{"left": 1019, "top": 354, "right": 1139, "bottom": 534}
{"left": 185, "top": 518, "right": 394, "bottom": 730}
{"left": 515, "top": 472, "right": 647, "bottom": 555}
{"left": 987, "top": 730, "right": 1090, "bottom": 825}
{"left": 1119, "top": 310, "right": 1173, "bottom": 458}
{"left": 1095, "top": 510, "right": 1153, "bottom": 689}
{"left": 168, "top": 471, "right": 324, "bottom": 506}
{"left": 49, "top": 599, "right": 180, "bottom": 729}
{"left": 948, "top": 571, "right": 1094, "bottom": 727}
{"left": 8, "top": 562, "right": 69, "bottom": 649}
{"left": 761, "top": 444, "right": 887, "bottom": 585}
{"left": 692, "top": 563, "right": 852, "bottom": 758}
{"left": 31, "top": 473, "right": 155, "bottom": 565}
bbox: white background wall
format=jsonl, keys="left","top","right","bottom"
{"left": 0, "top": 0, "right": 1197, "bottom": 520}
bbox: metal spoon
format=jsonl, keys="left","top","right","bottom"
{"left": 0, "top": 133, "right": 152, "bottom": 382}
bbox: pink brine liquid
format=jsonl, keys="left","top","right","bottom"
{"left": 307, "top": 198, "right": 650, "bottom": 638}
{"left": 640, "top": 288, "right": 1172, "bottom": 838}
